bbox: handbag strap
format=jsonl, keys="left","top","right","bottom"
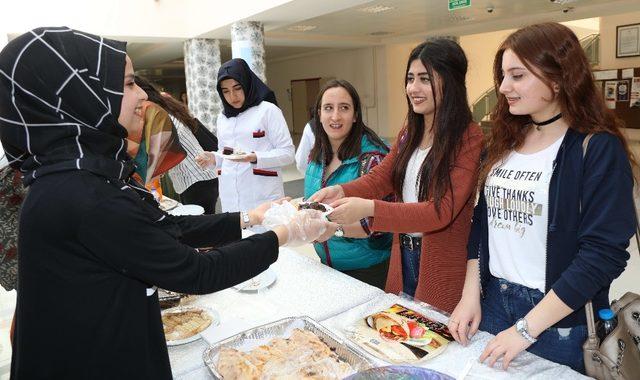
{"left": 580, "top": 134, "right": 600, "bottom": 347}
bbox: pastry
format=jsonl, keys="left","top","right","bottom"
{"left": 162, "top": 308, "right": 212, "bottom": 341}
{"left": 298, "top": 201, "right": 327, "bottom": 212}
{"left": 217, "top": 329, "right": 354, "bottom": 379}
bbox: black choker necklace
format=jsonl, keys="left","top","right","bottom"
{"left": 531, "top": 113, "right": 562, "bottom": 130}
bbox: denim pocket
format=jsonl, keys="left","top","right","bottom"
{"left": 524, "top": 287, "right": 544, "bottom": 309}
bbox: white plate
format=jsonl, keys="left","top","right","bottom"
{"left": 297, "top": 202, "right": 334, "bottom": 218}
{"left": 162, "top": 306, "right": 220, "bottom": 346}
{"left": 159, "top": 197, "right": 179, "bottom": 211}
{"left": 168, "top": 204, "right": 205, "bottom": 216}
{"left": 233, "top": 267, "right": 277, "bottom": 292}
{"left": 214, "top": 150, "right": 249, "bottom": 161}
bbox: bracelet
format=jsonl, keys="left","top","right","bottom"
{"left": 515, "top": 318, "right": 537, "bottom": 344}
{"left": 359, "top": 217, "right": 372, "bottom": 236}
{"left": 241, "top": 211, "right": 251, "bottom": 229}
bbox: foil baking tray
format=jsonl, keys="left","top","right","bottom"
{"left": 203, "top": 316, "right": 375, "bottom": 379}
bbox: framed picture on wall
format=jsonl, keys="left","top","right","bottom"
{"left": 617, "top": 23, "right": 640, "bottom": 58}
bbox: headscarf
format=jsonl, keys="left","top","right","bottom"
{"left": 216, "top": 58, "right": 278, "bottom": 118}
{"left": 0, "top": 27, "right": 134, "bottom": 186}
{"left": 126, "top": 101, "right": 186, "bottom": 185}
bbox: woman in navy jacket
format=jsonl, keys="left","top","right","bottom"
{"left": 448, "top": 22, "right": 636, "bottom": 373}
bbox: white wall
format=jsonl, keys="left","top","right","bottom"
{"left": 266, "top": 40, "right": 422, "bottom": 141}
{"left": 381, "top": 41, "right": 422, "bottom": 140}
{"left": 461, "top": 19, "right": 598, "bottom": 110}
{"left": 267, "top": 47, "right": 381, "bottom": 134}
{"left": 600, "top": 11, "right": 640, "bottom": 69}
{"left": 460, "top": 29, "right": 516, "bottom": 107}
{"left": 0, "top": 30, "right": 7, "bottom": 50}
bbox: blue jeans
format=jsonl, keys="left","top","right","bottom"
{"left": 479, "top": 276, "right": 587, "bottom": 374}
{"left": 400, "top": 245, "right": 421, "bottom": 297}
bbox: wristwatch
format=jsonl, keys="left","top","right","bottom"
{"left": 334, "top": 224, "right": 344, "bottom": 237}
{"left": 515, "top": 318, "right": 537, "bottom": 343}
{"left": 241, "top": 211, "right": 251, "bottom": 229}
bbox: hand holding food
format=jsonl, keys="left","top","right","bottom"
{"left": 195, "top": 151, "right": 216, "bottom": 168}
{"left": 308, "top": 185, "right": 345, "bottom": 204}
{"left": 221, "top": 146, "right": 256, "bottom": 162}
{"left": 314, "top": 221, "right": 339, "bottom": 243}
{"left": 283, "top": 209, "right": 328, "bottom": 247}
{"left": 328, "top": 197, "right": 374, "bottom": 224}
{"left": 249, "top": 197, "right": 291, "bottom": 227}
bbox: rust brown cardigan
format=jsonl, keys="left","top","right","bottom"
{"left": 341, "top": 123, "right": 483, "bottom": 313}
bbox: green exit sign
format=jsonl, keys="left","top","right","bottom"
{"left": 448, "top": 0, "right": 471, "bottom": 11}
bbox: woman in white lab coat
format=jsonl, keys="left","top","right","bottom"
{"left": 197, "top": 58, "right": 294, "bottom": 212}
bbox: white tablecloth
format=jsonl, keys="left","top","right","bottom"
{"left": 169, "top": 248, "right": 587, "bottom": 380}
{"left": 169, "top": 247, "right": 384, "bottom": 378}
{"left": 320, "top": 293, "right": 590, "bottom": 380}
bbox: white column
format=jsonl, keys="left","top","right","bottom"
{"left": 230, "top": 21, "right": 267, "bottom": 82}
{"left": 0, "top": 31, "right": 8, "bottom": 52}
{"left": 183, "top": 38, "right": 222, "bottom": 133}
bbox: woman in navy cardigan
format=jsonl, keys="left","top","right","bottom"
{"left": 448, "top": 22, "right": 636, "bottom": 373}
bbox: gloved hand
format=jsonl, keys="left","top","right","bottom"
{"left": 283, "top": 209, "right": 328, "bottom": 247}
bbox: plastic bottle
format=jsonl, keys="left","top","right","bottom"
{"left": 146, "top": 177, "right": 163, "bottom": 202}
{"left": 598, "top": 308, "right": 617, "bottom": 341}
{"left": 150, "top": 185, "right": 160, "bottom": 202}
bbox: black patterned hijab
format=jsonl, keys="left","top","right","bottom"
{"left": 216, "top": 58, "right": 277, "bottom": 118}
{"left": 0, "top": 27, "right": 135, "bottom": 186}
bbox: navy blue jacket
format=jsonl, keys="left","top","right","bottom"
{"left": 468, "top": 129, "right": 635, "bottom": 327}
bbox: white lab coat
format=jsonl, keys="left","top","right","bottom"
{"left": 216, "top": 101, "right": 295, "bottom": 212}
{"left": 294, "top": 122, "right": 315, "bottom": 175}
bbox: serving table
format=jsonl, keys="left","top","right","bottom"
{"left": 169, "top": 248, "right": 588, "bottom": 380}
{"left": 169, "top": 248, "right": 384, "bottom": 378}
{"left": 321, "top": 293, "right": 590, "bottom": 380}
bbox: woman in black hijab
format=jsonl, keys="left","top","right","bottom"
{"left": 196, "top": 58, "right": 295, "bottom": 214}
{"left": 0, "top": 27, "right": 327, "bottom": 379}
{"left": 217, "top": 58, "right": 278, "bottom": 116}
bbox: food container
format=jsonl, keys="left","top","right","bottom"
{"left": 203, "top": 316, "right": 375, "bottom": 379}
{"left": 158, "top": 289, "right": 182, "bottom": 309}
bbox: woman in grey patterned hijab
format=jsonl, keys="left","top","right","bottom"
{"left": 0, "top": 27, "right": 326, "bottom": 379}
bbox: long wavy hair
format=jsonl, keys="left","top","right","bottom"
{"left": 309, "top": 79, "right": 387, "bottom": 165}
{"left": 135, "top": 77, "right": 199, "bottom": 133}
{"left": 390, "top": 39, "right": 473, "bottom": 212}
{"left": 481, "top": 22, "right": 636, "bottom": 183}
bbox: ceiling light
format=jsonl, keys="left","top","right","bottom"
{"left": 287, "top": 25, "right": 317, "bottom": 32}
{"left": 550, "top": 0, "right": 578, "bottom": 4}
{"left": 359, "top": 5, "right": 394, "bottom": 14}
{"left": 370, "top": 31, "right": 392, "bottom": 36}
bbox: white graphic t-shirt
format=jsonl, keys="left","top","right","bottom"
{"left": 485, "top": 135, "right": 564, "bottom": 292}
{"left": 402, "top": 146, "right": 431, "bottom": 237}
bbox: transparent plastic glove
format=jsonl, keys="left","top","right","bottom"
{"left": 283, "top": 209, "right": 327, "bottom": 247}
{"left": 262, "top": 201, "right": 298, "bottom": 230}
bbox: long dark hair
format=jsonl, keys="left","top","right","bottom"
{"left": 135, "top": 77, "right": 199, "bottom": 133}
{"left": 482, "top": 22, "right": 636, "bottom": 183}
{"left": 309, "top": 79, "right": 387, "bottom": 165}
{"left": 390, "top": 39, "right": 473, "bottom": 212}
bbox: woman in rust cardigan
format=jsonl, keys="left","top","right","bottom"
{"left": 311, "top": 39, "right": 483, "bottom": 313}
